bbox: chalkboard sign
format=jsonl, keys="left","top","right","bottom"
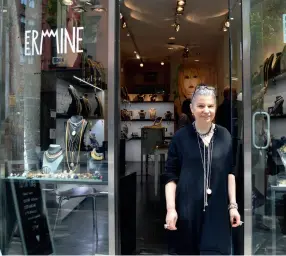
{"left": 11, "top": 180, "right": 54, "bottom": 255}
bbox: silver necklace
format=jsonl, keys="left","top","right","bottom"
{"left": 196, "top": 132, "right": 214, "bottom": 212}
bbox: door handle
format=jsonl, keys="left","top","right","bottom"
{"left": 252, "top": 111, "right": 270, "bottom": 150}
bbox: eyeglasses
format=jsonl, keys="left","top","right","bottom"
{"left": 191, "top": 84, "right": 216, "bottom": 100}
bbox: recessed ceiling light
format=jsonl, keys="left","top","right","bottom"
{"left": 230, "top": 17, "right": 234, "bottom": 20}
{"left": 168, "top": 47, "right": 174, "bottom": 50}
{"left": 169, "top": 37, "right": 175, "bottom": 40}
{"left": 194, "top": 60, "right": 199, "bottom": 62}
{"left": 127, "top": 33, "right": 130, "bottom": 37}
{"left": 161, "top": 62, "right": 164, "bottom": 65}
{"left": 140, "top": 63, "right": 144, "bottom": 67}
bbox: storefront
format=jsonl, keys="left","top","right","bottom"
{"left": 0, "top": 0, "right": 120, "bottom": 254}
{"left": 1, "top": 0, "right": 286, "bottom": 255}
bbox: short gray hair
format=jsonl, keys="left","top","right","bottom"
{"left": 191, "top": 84, "right": 216, "bottom": 104}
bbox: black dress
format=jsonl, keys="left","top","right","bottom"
{"left": 162, "top": 124, "right": 234, "bottom": 255}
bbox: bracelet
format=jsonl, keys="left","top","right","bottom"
{"left": 228, "top": 202, "right": 238, "bottom": 210}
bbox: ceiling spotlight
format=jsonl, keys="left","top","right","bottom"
{"left": 161, "top": 62, "right": 164, "bottom": 65}
{"left": 127, "top": 33, "right": 130, "bottom": 37}
{"left": 120, "top": 13, "right": 123, "bottom": 19}
{"left": 168, "top": 47, "right": 174, "bottom": 50}
{"left": 230, "top": 17, "right": 234, "bottom": 20}
{"left": 62, "top": 0, "right": 73, "bottom": 5}
{"left": 177, "top": 0, "right": 186, "bottom": 6}
{"left": 177, "top": 6, "right": 184, "bottom": 12}
{"left": 122, "top": 21, "right": 127, "bottom": 28}
{"left": 175, "top": 23, "right": 180, "bottom": 32}
{"left": 223, "top": 27, "right": 228, "bottom": 32}
{"left": 225, "top": 21, "right": 230, "bottom": 28}
{"left": 136, "top": 54, "right": 140, "bottom": 59}
{"left": 194, "top": 59, "right": 200, "bottom": 62}
{"left": 140, "top": 63, "right": 144, "bottom": 67}
{"left": 134, "top": 51, "right": 137, "bottom": 54}
{"left": 169, "top": 37, "right": 175, "bottom": 40}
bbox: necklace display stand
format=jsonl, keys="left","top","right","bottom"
{"left": 42, "top": 144, "right": 64, "bottom": 173}
{"left": 65, "top": 115, "right": 88, "bottom": 173}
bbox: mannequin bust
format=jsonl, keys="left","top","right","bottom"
{"left": 42, "top": 144, "right": 64, "bottom": 173}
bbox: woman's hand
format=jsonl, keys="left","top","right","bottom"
{"left": 230, "top": 208, "right": 241, "bottom": 227}
{"left": 165, "top": 208, "right": 178, "bottom": 230}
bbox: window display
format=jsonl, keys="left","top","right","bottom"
{"left": 0, "top": 0, "right": 114, "bottom": 255}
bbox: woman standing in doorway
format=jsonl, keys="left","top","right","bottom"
{"left": 162, "top": 85, "right": 241, "bottom": 255}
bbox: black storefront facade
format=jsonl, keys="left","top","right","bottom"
{"left": 1, "top": 0, "right": 286, "bottom": 255}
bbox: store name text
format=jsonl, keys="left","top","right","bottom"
{"left": 24, "top": 27, "right": 84, "bottom": 56}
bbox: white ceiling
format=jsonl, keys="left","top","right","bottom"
{"left": 120, "top": 0, "right": 228, "bottom": 64}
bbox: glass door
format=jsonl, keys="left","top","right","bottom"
{"left": 243, "top": 0, "right": 286, "bottom": 254}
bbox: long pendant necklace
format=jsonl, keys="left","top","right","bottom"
{"left": 196, "top": 125, "right": 214, "bottom": 212}
{"left": 65, "top": 119, "right": 85, "bottom": 172}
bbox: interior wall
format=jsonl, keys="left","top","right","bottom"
{"left": 122, "top": 60, "right": 170, "bottom": 94}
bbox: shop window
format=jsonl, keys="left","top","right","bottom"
{"left": 0, "top": 1, "right": 115, "bottom": 255}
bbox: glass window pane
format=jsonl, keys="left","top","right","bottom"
{"left": 0, "top": 0, "right": 112, "bottom": 254}
{"left": 250, "top": 0, "right": 286, "bottom": 254}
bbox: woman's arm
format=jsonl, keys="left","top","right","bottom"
{"left": 165, "top": 181, "right": 177, "bottom": 210}
{"left": 162, "top": 137, "right": 180, "bottom": 230}
{"left": 228, "top": 174, "right": 236, "bottom": 204}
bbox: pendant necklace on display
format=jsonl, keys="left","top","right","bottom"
{"left": 65, "top": 119, "right": 85, "bottom": 172}
{"left": 194, "top": 122, "right": 214, "bottom": 212}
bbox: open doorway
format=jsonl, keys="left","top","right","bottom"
{"left": 119, "top": 0, "right": 239, "bottom": 254}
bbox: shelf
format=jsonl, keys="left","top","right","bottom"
{"left": 272, "top": 72, "right": 286, "bottom": 83}
{"left": 126, "top": 101, "right": 174, "bottom": 103}
{"left": 127, "top": 136, "right": 173, "bottom": 141}
{"left": 269, "top": 114, "right": 286, "bottom": 119}
{"left": 121, "top": 119, "right": 175, "bottom": 122}
{"left": 56, "top": 113, "right": 104, "bottom": 120}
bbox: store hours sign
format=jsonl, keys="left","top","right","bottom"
{"left": 24, "top": 27, "right": 84, "bottom": 56}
